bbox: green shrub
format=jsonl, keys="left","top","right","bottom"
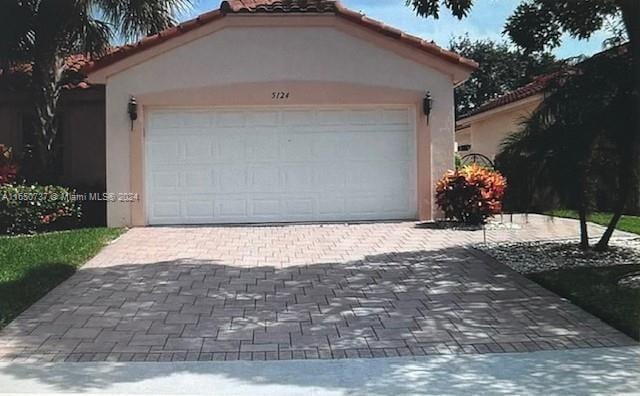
{"left": 454, "top": 154, "right": 462, "bottom": 170}
{"left": 0, "top": 184, "right": 82, "bottom": 235}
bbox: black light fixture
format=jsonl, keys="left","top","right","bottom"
{"left": 423, "top": 91, "right": 433, "bottom": 123}
{"left": 127, "top": 96, "right": 138, "bottom": 130}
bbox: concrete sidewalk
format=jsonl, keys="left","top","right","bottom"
{"left": 1, "top": 346, "right": 639, "bottom": 395}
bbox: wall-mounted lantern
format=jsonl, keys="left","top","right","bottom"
{"left": 423, "top": 91, "right": 433, "bottom": 124}
{"left": 128, "top": 96, "right": 138, "bottom": 130}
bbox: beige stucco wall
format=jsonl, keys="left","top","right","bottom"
{"left": 455, "top": 96, "right": 542, "bottom": 161}
{"left": 455, "top": 129, "right": 471, "bottom": 147}
{"left": 93, "top": 15, "right": 466, "bottom": 227}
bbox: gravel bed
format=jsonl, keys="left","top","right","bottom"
{"left": 477, "top": 237, "right": 640, "bottom": 275}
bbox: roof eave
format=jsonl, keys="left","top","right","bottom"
{"left": 456, "top": 93, "right": 544, "bottom": 125}
{"left": 85, "top": 2, "right": 477, "bottom": 80}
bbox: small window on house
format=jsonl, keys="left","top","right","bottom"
{"left": 458, "top": 144, "right": 471, "bottom": 152}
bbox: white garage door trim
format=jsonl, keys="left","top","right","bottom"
{"left": 145, "top": 105, "right": 417, "bottom": 225}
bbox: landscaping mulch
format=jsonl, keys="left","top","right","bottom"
{"left": 477, "top": 237, "right": 640, "bottom": 275}
{"left": 477, "top": 237, "right": 640, "bottom": 341}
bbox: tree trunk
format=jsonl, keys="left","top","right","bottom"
{"left": 595, "top": 1, "right": 640, "bottom": 251}
{"left": 578, "top": 204, "right": 590, "bottom": 250}
{"left": 30, "top": 52, "right": 64, "bottom": 184}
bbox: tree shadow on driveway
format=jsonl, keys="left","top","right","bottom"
{"left": 0, "top": 246, "right": 636, "bottom": 393}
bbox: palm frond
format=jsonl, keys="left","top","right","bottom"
{"left": 94, "top": 0, "right": 193, "bottom": 42}
{"left": 0, "top": 1, "right": 35, "bottom": 67}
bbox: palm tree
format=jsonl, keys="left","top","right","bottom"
{"left": 0, "top": 0, "right": 192, "bottom": 182}
{"left": 497, "top": 46, "right": 637, "bottom": 250}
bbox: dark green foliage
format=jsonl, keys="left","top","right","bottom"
{"left": 405, "top": 0, "right": 473, "bottom": 19}
{"left": 530, "top": 264, "right": 640, "bottom": 340}
{"left": 407, "top": 0, "right": 631, "bottom": 53}
{"left": 0, "top": 184, "right": 82, "bottom": 235}
{"left": 450, "top": 36, "right": 558, "bottom": 117}
{"left": 547, "top": 210, "right": 640, "bottom": 236}
{"left": 505, "top": 0, "right": 622, "bottom": 52}
{"left": 496, "top": 46, "right": 637, "bottom": 249}
{"left": 0, "top": 0, "right": 192, "bottom": 182}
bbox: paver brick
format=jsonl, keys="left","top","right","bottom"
{"left": 0, "top": 218, "right": 636, "bottom": 362}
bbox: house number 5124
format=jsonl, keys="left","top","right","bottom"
{"left": 272, "top": 91, "right": 290, "bottom": 100}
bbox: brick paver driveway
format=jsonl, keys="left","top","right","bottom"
{"left": 0, "top": 215, "right": 635, "bottom": 362}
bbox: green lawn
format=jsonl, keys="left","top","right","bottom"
{"left": 0, "top": 228, "right": 124, "bottom": 327}
{"left": 546, "top": 210, "right": 640, "bottom": 235}
{"left": 529, "top": 264, "right": 640, "bottom": 341}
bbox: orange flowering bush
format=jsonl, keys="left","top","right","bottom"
{"left": 435, "top": 164, "right": 507, "bottom": 225}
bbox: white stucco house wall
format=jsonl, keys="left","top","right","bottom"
{"left": 86, "top": 0, "right": 477, "bottom": 227}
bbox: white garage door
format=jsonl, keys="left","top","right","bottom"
{"left": 146, "top": 107, "right": 417, "bottom": 224}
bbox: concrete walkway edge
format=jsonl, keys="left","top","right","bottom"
{"left": 1, "top": 346, "right": 639, "bottom": 395}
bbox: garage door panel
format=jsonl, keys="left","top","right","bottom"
{"left": 151, "top": 171, "right": 180, "bottom": 192}
{"left": 148, "top": 141, "right": 182, "bottom": 164}
{"left": 184, "top": 137, "right": 214, "bottom": 161}
{"left": 182, "top": 112, "right": 211, "bottom": 128}
{"left": 150, "top": 113, "right": 184, "bottom": 129}
{"left": 184, "top": 168, "right": 212, "bottom": 190}
{"left": 216, "top": 111, "right": 246, "bottom": 127}
{"left": 282, "top": 166, "right": 313, "bottom": 191}
{"left": 251, "top": 199, "right": 281, "bottom": 217}
{"left": 282, "top": 110, "right": 314, "bottom": 126}
{"left": 247, "top": 111, "right": 280, "bottom": 126}
{"left": 283, "top": 198, "right": 315, "bottom": 217}
{"left": 217, "top": 198, "right": 248, "bottom": 217}
{"left": 382, "top": 109, "right": 410, "bottom": 125}
{"left": 249, "top": 167, "right": 280, "bottom": 192}
{"left": 184, "top": 200, "right": 215, "bottom": 218}
{"left": 318, "top": 196, "right": 345, "bottom": 215}
{"left": 248, "top": 134, "right": 280, "bottom": 161}
{"left": 218, "top": 135, "right": 246, "bottom": 162}
{"left": 280, "top": 135, "right": 313, "bottom": 161}
{"left": 146, "top": 107, "right": 417, "bottom": 224}
{"left": 346, "top": 195, "right": 382, "bottom": 214}
{"left": 317, "top": 109, "right": 349, "bottom": 125}
{"left": 382, "top": 194, "right": 413, "bottom": 213}
{"left": 152, "top": 200, "right": 181, "bottom": 219}
{"left": 218, "top": 166, "right": 247, "bottom": 192}
{"left": 313, "top": 166, "right": 345, "bottom": 190}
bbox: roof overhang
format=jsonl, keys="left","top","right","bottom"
{"left": 455, "top": 93, "right": 544, "bottom": 130}
{"left": 85, "top": 1, "right": 477, "bottom": 84}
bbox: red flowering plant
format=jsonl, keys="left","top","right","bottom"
{"left": 435, "top": 164, "right": 507, "bottom": 225}
{"left": 0, "top": 145, "right": 18, "bottom": 185}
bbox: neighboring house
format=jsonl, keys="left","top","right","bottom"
{"left": 0, "top": 56, "right": 106, "bottom": 189}
{"left": 2, "top": 0, "right": 477, "bottom": 227}
{"left": 455, "top": 76, "right": 548, "bottom": 161}
{"left": 455, "top": 44, "right": 630, "bottom": 163}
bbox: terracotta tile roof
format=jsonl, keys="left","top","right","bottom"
{"left": 221, "top": 0, "right": 338, "bottom": 13}
{"left": 457, "top": 43, "right": 630, "bottom": 121}
{"left": 84, "top": 0, "right": 477, "bottom": 74}
{"left": 457, "top": 76, "right": 550, "bottom": 120}
{"left": 83, "top": 9, "right": 223, "bottom": 74}
{"left": 0, "top": 54, "right": 94, "bottom": 91}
